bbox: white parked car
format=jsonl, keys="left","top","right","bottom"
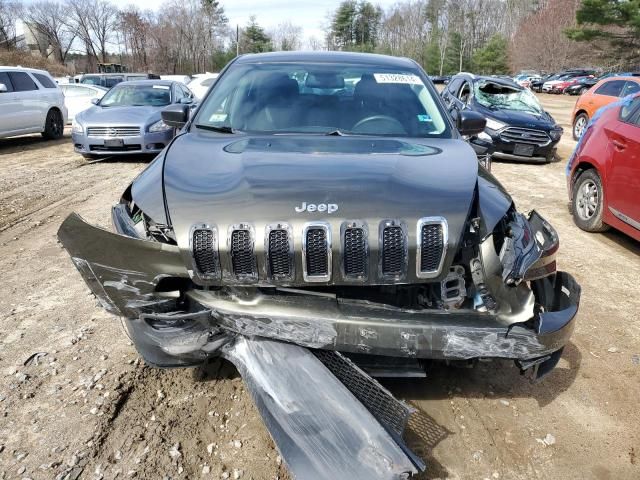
{"left": 187, "top": 73, "right": 219, "bottom": 101}
{"left": 160, "top": 75, "right": 191, "bottom": 85}
{"left": 59, "top": 83, "right": 107, "bottom": 123}
{"left": 0, "top": 66, "right": 67, "bottom": 140}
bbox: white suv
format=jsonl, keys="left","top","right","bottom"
{"left": 0, "top": 66, "right": 68, "bottom": 140}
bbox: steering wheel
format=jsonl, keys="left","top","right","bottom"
{"left": 352, "top": 115, "right": 407, "bottom": 135}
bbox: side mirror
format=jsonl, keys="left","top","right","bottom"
{"left": 178, "top": 97, "right": 193, "bottom": 105}
{"left": 0, "top": 83, "right": 7, "bottom": 93}
{"left": 91, "top": 98, "right": 100, "bottom": 105}
{"left": 457, "top": 110, "right": 486, "bottom": 136}
{"left": 162, "top": 104, "right": 190, "bottom": 128}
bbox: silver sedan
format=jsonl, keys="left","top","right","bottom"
{"left": 71, "top": 80, "right": 195, "bottom": 159}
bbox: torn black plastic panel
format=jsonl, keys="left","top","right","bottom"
{"left": 222, "top": 336, "right": 420, "bottom": 480}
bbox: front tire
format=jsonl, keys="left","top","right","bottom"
{"left": 42, "top": 109, "right": 64, "bottom": 140}
{"left": 571, "top": 169, "right": 609, "bottom": 232}
{"left": 572, "top": 113, "right": 588, "bottom": 141}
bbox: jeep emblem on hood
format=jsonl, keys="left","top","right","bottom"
{"left": 295, "top": 202, "right": 338, "bottom": 214}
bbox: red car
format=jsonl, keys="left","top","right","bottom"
{"left": 567, "top": 94, "right": 640, "bottom": 241}
{"left": 551, "top": 76, "right": 591, "bottom": 94}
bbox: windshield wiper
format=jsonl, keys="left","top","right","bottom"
{"left": 195, "top": 124, "right": 237, "bottom": 134}
{"left": 325, "top": 129, "right": 348, "bottom": 136}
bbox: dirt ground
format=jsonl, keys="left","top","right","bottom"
{"left": 0, "top": 94, "right": 638, "bottom": 480}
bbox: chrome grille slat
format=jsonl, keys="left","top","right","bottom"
{"left": 499, "top": 127, "right": 550, "bottom": 146}
{"left": 86, "top": 126, "right": 141, "bottom": 137}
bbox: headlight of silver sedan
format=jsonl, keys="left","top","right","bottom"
{"left": 71, "top": 119, "right": 83, "bottom": 134}
{"left": 149, "top": 120, "right": 172, "bottom": 133}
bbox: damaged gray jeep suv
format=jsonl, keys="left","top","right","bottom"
{"left": 58, "top": 52, "right": 580, "bottom": 479}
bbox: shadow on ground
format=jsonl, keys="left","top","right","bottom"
{"left": 0, "top": 133, "right": 70, "bottom": 153}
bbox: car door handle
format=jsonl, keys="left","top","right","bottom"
{"left": 612, "top": 139, "right": 626, "bottom": 151}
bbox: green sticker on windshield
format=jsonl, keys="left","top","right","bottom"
{"left": 209, "top": 113, "right": 228, "bottom": 122}
{"left": 417, "top": 114, "right": 432, "bottom": 122}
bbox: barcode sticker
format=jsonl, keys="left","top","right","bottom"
{"left": 374, "top": 73, "right": 423, "bottom": 85}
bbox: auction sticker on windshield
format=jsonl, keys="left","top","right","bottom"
{"left": 153, "top": 85, "right": 170, "bottom": 89}
{"left": 374, "top": 73, "right": 423, "bottom": 85}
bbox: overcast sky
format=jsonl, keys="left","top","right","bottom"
{"left": 109, "top": 0, "right": 398, "bottom": 44}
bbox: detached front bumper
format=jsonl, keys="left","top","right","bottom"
{"left": 72, "top": 130, "right": 173, "bottom": 156}
{"left": 57, "top": 212, "right": 580, "bottom": 370}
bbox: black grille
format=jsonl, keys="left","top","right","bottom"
{"left": 192, "top": 229, "right": 218, "bottom": 276}
{"left": 90, "top": 144, "right": 141, "bottom": 152}
{"left": 420, "top": 224, "right": 444, "bottom": 273}
{"left": 306, "top": 228, "right": 328, "bottom": 276}
{"left": 268, "top": 229, "right": 291, "bottom": 277}
{"left": 230, "top": 229, "right": 255, "bottom": 276}
{"left": 344, "top": 228, "right": 366, "bottom": 277}
{"left": 313, "top": 350, "right": 412, "bottom": 438}
{"left": 382, "top": 226, "right": 405, "bottom": 275}
{"left": 499, "top": 127, "right": 550, "bottom": 145}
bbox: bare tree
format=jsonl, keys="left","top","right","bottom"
{"left": 510, "top": 0, "right": 586, "bottom": 72}
{"left": 269, "top": 21, "right": 302, "bottom": 51}
{"left": 119, "top": 6, "right": 150, "bottom": 71}
{"left": 0, "top": 0, "right": 21, "bottom": 50}
{"left": 306, "top": 35, "right": 324, "bottom": 51}
{"left": 87, "top": 0, "right": 118, "bottom": 63}
{"left": 23, "top": 1, "right": 76, "bottom": 63}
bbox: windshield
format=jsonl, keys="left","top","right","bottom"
{"left": 99, "top": 84, "right": 171, "bottom": 107}
{"left": 194, "top": 62, "right": 450, "bottom": 137}
{"left": 474, "top": 81, "right": 543, "bottom": 114}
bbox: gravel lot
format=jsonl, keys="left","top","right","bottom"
{"left": 0, "top": 94, "right": 638, "bottom": 480}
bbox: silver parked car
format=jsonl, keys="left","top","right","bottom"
{"left": 0, "top": 66, "right": 67, "bottom": 140}
{"left": 72, "top": 80, "right": 195, "bottom": 158}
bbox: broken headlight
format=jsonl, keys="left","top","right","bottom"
{"left": 111, "top": 195, "right": 176, "bottom": 244}
{"left": 496, "top": 209, "right": 558, "bottom": 285}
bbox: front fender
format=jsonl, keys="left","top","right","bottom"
{"left": 57, "top": 213, "right": 188, "bottom": 318}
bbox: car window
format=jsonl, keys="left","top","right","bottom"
{"left": 195, "top": 62, "right": 451, "bottom": 138}
{"left": 619, "top": 96, "right": 640, "bottom": 124}
{"left": 474, "top": 80, "right": 543, "bottom": 114}
{"left": 81, "top": 75, "right": 102, "bottom": 85}
{"left": 100, "top": 84, "right": 171, "bottom": 107}
{"left": 458, "top": 81, "right": 472, "bottom": 104}
{"left": 201, "top": 77, "right": 217, "bottom": 87}
{"left": 0, "top": 71, "right": 14, "bottom": 92}
{"left": 181, "top": 85, "right": 193, "bottom": 99}
{"left": 595, "top": 80, "right": 626, "bottom": 97}
{"left": 8, "top": 72, "right": 39, "bottom": 91}
{"left": 104, "top": 76, "right": 123, "bottom": 88}
{"left": 622, "top": 81, "right": 640, "bottom": 97}
{"left": 173, "top": 84, "right": 185, "bottom": 102}
{"left": 33, "top": 73, "right": 57, "bottom": 88}
{"left": 446, "top": 77, "right": 463, "bottom": 95}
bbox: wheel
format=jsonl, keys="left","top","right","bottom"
{"left": 572, "top": 113, "right": 589, "bottom": 141}
{"left": 42, "top": 109, "right": 64, "bottom": 140}
{"left": 571, "top": 169, "right": 609, "bottom": 232}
